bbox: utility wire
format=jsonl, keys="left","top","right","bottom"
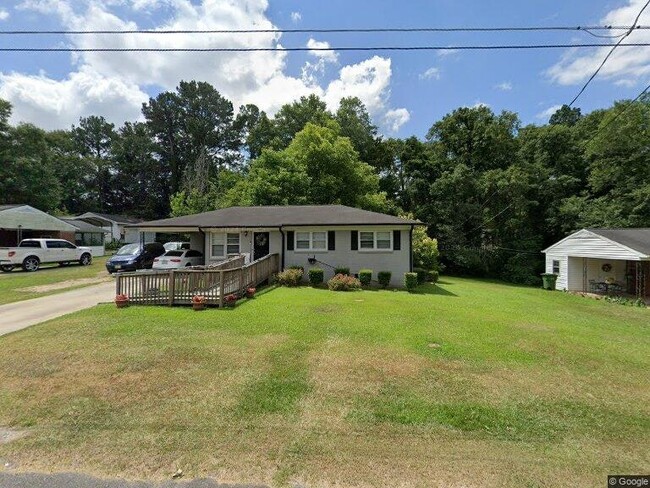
{"left": 568, "top": 0, "right": 650, "bottom": 107}
{"left": 1, "top": 25, "right": 648, "bottom": 35}
{"left": 2, "top": 43, "right": 650, "bottom": 53}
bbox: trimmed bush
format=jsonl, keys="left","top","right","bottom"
{"left": 413, "top": 267, "right": 427, "bottom": 285}
{"left": 426, "top": 270, "right": 439, "bottom": 283}
{"left": 288, "top": 265, "right": 304, "bottom": 272}
{"left": 377, "top": 271, "right": 392, "bottom": 288}
{"left": 308, "top": 268, "right": 324, "bottom": 285}
{"left": 334, "top": 266, "right": 350, "bottom": 276}
{"left": 328, "top": 273, "right": 362, "bottom": 291}
{"left": 358, "top": 269, "right": 372, "bottom": 286}
{"left": 276, "top": 268, "right": 303, "bottom": 287}
{"left": 404, "top": 272, "right": 418, "bottom": 291}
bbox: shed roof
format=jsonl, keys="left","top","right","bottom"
{"left": 0, "top": 205, "right": 77, "bottom": 232}
{"left": 134, "top": 205, "right": 420, "bottom": 229}
{"left": 75, "top": 212, "right": 142, "bottom": 224}
{"left": 587, "top": 228, "right": 650, "bottom": 256}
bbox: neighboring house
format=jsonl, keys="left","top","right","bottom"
{"left": 73, "top": 212, "right": 153, "bottom": 244}
{"left": 133, "top": 205, "right": 421, "bottom": 287}
{"left": 59, "top": 218, "right": 106, "bottom": 257}
{"left": 543, "top": 228, "right": 650, "bottom": 299}
{"left": 0, "top": 204, "right": 77, "bottom": 247}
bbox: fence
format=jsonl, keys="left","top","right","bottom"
{"left": 115, "top": 253, "right": 279, "bottom": 307}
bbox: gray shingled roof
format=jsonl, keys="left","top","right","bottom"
{"left": 60, "top": 218, "right": 106, "bottom": 233}
{"left": 77, "top": 212, "right": 142, "bottom": 224}
{"left": 0, "top": 204, "right": 24, "bottom": 211}
{"left": 135, "top": 205, "right": 420, "bottom": 228}
{"left": 588, "top": 228, "right": 650, "bottom": 256}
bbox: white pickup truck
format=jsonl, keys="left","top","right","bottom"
{"left": 0, "top": 238, "right": 93, "bottom": 272}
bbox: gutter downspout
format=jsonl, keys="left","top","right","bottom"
{"left": 279, "top": 226, "right": 285, "bottom": 270}
{"left": 409, "top": 225, "right": 414, "bottom": 272}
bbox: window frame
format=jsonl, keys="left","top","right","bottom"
{"left": 210, "top": 232, "right": 240, "bottom": 259}
{"left": 357, "top": 230, "right": 393, "bottom": 252}
{"left": 552, "top": 259, "right": 560, "bottom": 275}
{"left": 293, "top": 231, "right": 328, "bottom": 252}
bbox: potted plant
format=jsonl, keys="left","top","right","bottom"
{"left": 192, "top": 295, "right": 207, "bottom": 311}
{"left": 224, "top": 293, "right": 238, "bottom": 308}
{"left": 246, "top": 287, "right": 256, "bottom": 298}
{"left": 115, "top": 294, "right": 129, "bottom": 308}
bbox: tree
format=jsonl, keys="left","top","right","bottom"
{"left": 271, "top": 94, "right": 333, "bottom": 148}
{"left": 233, "top": 123, "right": 386, "bottom": 210}
{"left": 549, "top": 104, "right": 582, "bottom": 126}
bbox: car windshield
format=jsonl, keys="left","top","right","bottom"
{"left": 115, "top": 243, "right": 141, "bottom": 256}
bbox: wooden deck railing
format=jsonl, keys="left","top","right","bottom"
{"left": 115, "top": 253, "right": 279, "bottom": 307}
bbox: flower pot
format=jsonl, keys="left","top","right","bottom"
{"left": 115, "top": 300, "right": 129, "bottom": 309}
{"left": 192, "top": 302, "right": 205, "bottom": 311}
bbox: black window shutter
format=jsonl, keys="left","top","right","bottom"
{"left": 351, "top": 231, "right": 358, "bottom": 250}
{"left": 328, "top": 231, "right": 336, "bottom": 250}
{"left": 393, "top": 230, "right": 401, "bottom": 250}
{"left": 286, "top": 231, "right": 294, "bottom": 250}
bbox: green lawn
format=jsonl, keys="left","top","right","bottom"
{"left": 0, "top": 278, "right": 647, "bottom": 487}
{"left": 0, "top": 256, "right": 110, "bottom": 305}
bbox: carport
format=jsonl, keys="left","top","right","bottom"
{"left": 0, "top": 204, "right": 77, "bottom": 247}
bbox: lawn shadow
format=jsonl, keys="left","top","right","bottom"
{"left": 413, "top": 283, "right": 458, "bottom": 297}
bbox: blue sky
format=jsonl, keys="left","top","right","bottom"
{"left": 0, "top": 0, "right": 648, "bottom": 137}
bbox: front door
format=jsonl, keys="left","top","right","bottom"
{"left": 253, "top": 232, "right": 270, "bottom": 261}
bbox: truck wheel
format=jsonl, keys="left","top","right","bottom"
{"left": 0, "top": 265, "right": 14, "bottom": 272}
{"left": 22, "top": 256, "right": 40, "bottom": 272}
{"left": 79, "top": 253, "right": 92, "bottom": 266}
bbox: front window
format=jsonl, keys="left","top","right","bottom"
{"left": 295, "top": 231, "right": 327, "bottom": 251}
{"left": 211, "top": 233, "right": 240, "bottom": 257}
{"left": 552, "top": 260, "right": 560, "bottom": 274}
{"left": 359, "top": 231, "right": 392, "bottom": 251}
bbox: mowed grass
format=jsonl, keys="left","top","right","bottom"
{"left": 0, "top": 256, "right": 109, "bottom": 305}
{"left": 0, "top": 278, "right": 648, "bottom": 487}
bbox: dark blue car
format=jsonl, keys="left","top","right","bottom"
{"left": 105, "top": 242, "right": 166, "bottom": 273}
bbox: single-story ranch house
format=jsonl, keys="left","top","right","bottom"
{"left": 543, "top": 228, "right": 649, "bottom": 299}
{"left": 133, "top": 205, "right": 421, "bottom": 287}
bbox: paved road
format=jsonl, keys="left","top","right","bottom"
{"left": 0, "top": 282, "right": 115, "bottom": 336}
{"left": 0, "top": 473, "right": 268, "bottom": 488}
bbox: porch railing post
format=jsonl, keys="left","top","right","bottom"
{"left": 219, "top": 270, "right": 224, "bottom": 308}
{"left": 168, "top": 270, "right": 175, "bottom": 306}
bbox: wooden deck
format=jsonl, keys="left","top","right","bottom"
{"left": 115, "top": 253, "right": 279, "bottom": 307}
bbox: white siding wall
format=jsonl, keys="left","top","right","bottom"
{"left": 545, "top": 229, "right": 643, "bottom": 260}
{"left": 545, "top": 254, "right": 568, "bottom": 290}
{"left": 567, "top": 256, "right": 584, "bottom": 291}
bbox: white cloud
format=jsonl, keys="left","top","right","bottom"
{"left": 536, "top": 104, "right": 562, "bottom": 120}
{"left": 384, "top": 108, "right": 410, "bottom": 132}
{"left": 419, "top": 67, "right": 441, "bottom": 81}
{"left": 0, "top": 9, "right": 9, "bottom": 20}
{"left": 307, "top": 38, "right": 338, "bottom": 64}
{"left": 547, "top": 0, "right": 650, "bottom": 86}
{"left": 5, "top": 1, "right": 406, "bottom": 133}
{"left": 437, "top": 48, "right": 459, "bottom": 58}
{"left": 290, "top": 11, "right": 301, "bottom": 23}
{"left": 494, "top": 81, "right": 513, "bottom": 91}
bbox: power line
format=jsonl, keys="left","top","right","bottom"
{"left": 2, "top": 43, "right": 650, "bottom": 53}
{"left": 568, "top": 1, "right": 650, "bottom": 107}
{"left": 1, "top": 25, "right": 649, "bottom": 35}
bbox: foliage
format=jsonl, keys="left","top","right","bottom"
{"left": 358, "top": 269, "right": 372, "bottom": 286}
{"left": 426, "top": 270, "right": 439, "bottom": 283}
{"left": 377, "top": 271, "right": 392, "bottom": 288}
{"left": 603, "top": 295, "right": 646, "bottom": 308}
{"left": 276, "top": 268, "right": 304, "bottom": 287}
{"left": 404, "top": 272, "right": 419, "bottom": 291}
{"left": 412, "top": 268, "right": 427, "bottom": 285}
{"left": 334, "top": 267, "right": 350, "bottom": 276}
{"left": 327, "top": 273, "right": 362, "bottom": 291}
{"left": 308, "top": 268, "right": 324, "bottom": 286}
{"left": 192, "top": 295, "right": 206, "bottom": 304}
{"left": 411, "top": 224, "right": 439, "bottom": 271}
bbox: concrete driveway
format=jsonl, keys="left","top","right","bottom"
{"left": 0, "top": 282, "right": 115, "bottom": 336}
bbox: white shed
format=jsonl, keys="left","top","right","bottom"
{"left": 542, "top": 228, "right": 650, "bottom": 299}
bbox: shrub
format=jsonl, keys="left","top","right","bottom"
{"left": 426, "top": 270, "right": 439, "bottom": 283}
{"left": 358, "top": 269, "right": 372, "bottom": 286}
{"left": 377, "top": 271, "right": 392, "bottom": 288}
{"left": 404, "top": 272, "right": 418, "bottom": 291}
{"left": 276, "top": 268, "right": 303, "bottom": 286}
{"left": 288, "top": 265, "right": 304, "bottom": 272}
{"left": 328, "top": 273, "right": 362, "bottom": 291}
{"left": 334, "top": 266, "right": 350, "bottom": 276}
{"left": 413, "top": 267, "right": 427, "bottom": 285}
{"left": 308, "top": 268, "right": 324, "bottom": 285}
